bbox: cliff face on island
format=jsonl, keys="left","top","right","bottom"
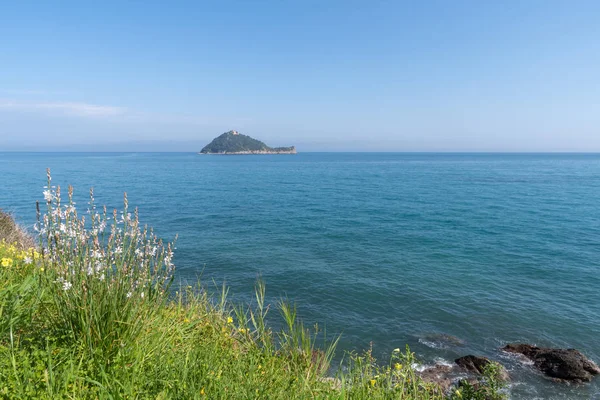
{"left": 199, "top": 131, "right": 296, "bottom": 154}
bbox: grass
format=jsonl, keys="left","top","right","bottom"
{"left": 0, "top": 171, "right": 506, "bottom": 399}
{"left": 0, "top": 209, "right": 35, "bottom": 249}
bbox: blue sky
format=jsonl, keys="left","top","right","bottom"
{"left": 1, "top": 0, "right": 599, "bottom": 151}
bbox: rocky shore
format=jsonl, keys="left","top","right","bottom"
{"left": 417, "top": 343, "right": 599, "bottom": 394}
{"left": 200, "top": 147, "right": 297, "bottom": 155}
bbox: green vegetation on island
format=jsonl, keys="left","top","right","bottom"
{"left": 200, "top": 130, "right": 296, "bottom": 154}
{"left": 0, "top": 171, "right": 507, "bottom": 399}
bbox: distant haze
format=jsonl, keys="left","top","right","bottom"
{"left": 1, "top": 1, "right": 599, "bottom": 152}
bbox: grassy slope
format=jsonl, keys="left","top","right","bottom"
{"left": 0, "top": 204, "right": 502, "bottom": 399}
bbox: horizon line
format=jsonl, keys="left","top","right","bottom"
{"left": 2, "top": 150, "right": 600, "bottom": 154}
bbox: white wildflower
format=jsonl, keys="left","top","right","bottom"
{"left": 43, "top": 190, "right": 54, "bottom": 202}
{"left": 91, "top": 249, "right": 102, "bottom": 259}
{"left": 95, "top": 263, "right": 103, "bottom": 273}
{"left": 52, "top": 208, "right": 63, "bottom": 219}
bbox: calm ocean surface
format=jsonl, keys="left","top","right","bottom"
{"left": 1, "top": 152, "right": 599, "bottom": 399}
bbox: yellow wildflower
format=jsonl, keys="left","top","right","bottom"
{"left": 370, "top": 379, "right": 376, "bottom": 387}
{"left": 1, "top": 258, "right": 13, "bottom": 267}
{"left": 227, "top": 316, "right": 233, "bottom": 324}
{"left": 200, "top": 387, "right": 205, "bottom": 396}
{"left": 394, "top": 363, "right": 402, "bottom": 371}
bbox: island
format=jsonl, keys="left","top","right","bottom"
{"left": 199, "top": 130, "right": 297, "bottom": 154}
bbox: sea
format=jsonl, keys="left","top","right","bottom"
{"left": 1, "top": 152, "right": 599, "bottom": 399}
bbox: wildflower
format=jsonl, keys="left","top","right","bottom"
{"left": 23, "top": 256, "right": 32, "bottom": 264}
{"left": 1, "top": 258, "right": 13, "bottom": 267}
{"left": 91, "top": 249, "right": 102, "bottom": 259}
{"left": 227, "top": 316, "right": 233, "bottom": 324}
{"left": 370, "top": 379, "right": 376, "bottom": 387}
{"left": 394, "top": 363, "right": 402, "bottom": 371}
{"left": 43, "top": 190, "right": 54, "bottom": 202}
{"left": 238, "top": 328, "right": 248, "bottom": 334}
{"left": 40, "top": 267, "right": 44, "bottom": 272}
{"left": 200, "top": 388, "right": 205, "bottom": 396}
{"left": 62, "top": 281, "right": 72, "bottom": 291}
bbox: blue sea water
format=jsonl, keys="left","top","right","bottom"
{"left": 1, "top": 152, "right": 599, "bottom": 399}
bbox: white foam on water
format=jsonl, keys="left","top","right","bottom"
{"left": 418, "top": 338, "right": 445, "bottom": 349}
{"left": 432, "top": 357, "right": 454, "bottom": 367}
{"left": 413, "top": 362, "right": 426, "bottom": 372}
{"left": 412, "top": 358, "right": 454, "bottom": 372}
{"left": 498, "top": 349, "right": 535, "bottom": 366}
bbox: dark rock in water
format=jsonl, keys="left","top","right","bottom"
{"left": 455, "top": 355, "right": 510, "bottom": 382}
{"left": 503, "top": 343, "right": 600, "bottom": 382}
{"left": 420, "top": 358, "right": 509, "bottom": 395}
{"left": 418, "top": 364, "right": 454, "bottom": 392}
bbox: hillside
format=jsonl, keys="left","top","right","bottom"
{"left": 199, "top": 130, "right": 296, "bottom": 154}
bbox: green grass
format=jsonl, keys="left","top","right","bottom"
{"left": 0, "top": 171, "right": 506, "bottom": 399}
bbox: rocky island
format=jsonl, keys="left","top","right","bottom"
{"left": 199, "top": 130, "right": 296, "bottom": 154}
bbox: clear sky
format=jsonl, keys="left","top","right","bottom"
{"left": 1, "top": 0, "right": 599, "bottom": 151}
